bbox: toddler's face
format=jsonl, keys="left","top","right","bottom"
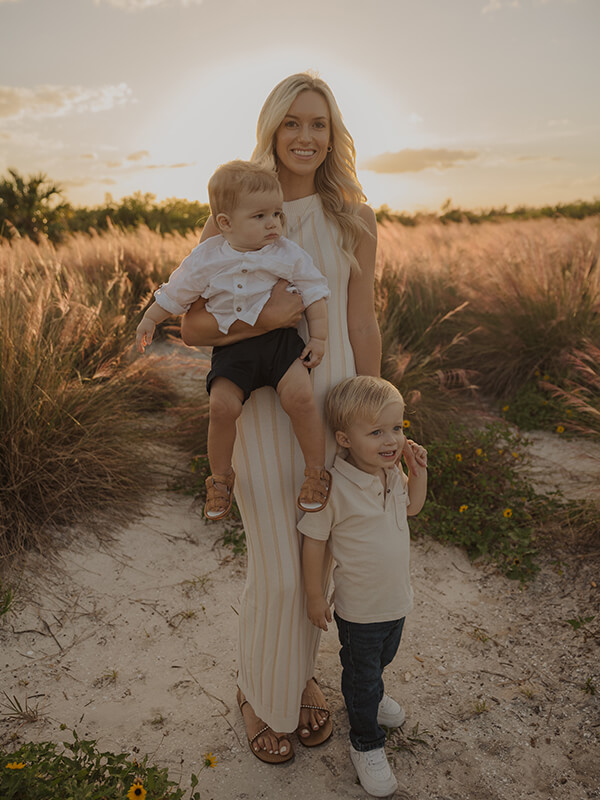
{"left": 338, "top": 400, "right": 406, "bottom": 476}
{"left": 222, "top": 189, "right": 283, "bottom": 252}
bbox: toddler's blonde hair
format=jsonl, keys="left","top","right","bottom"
{"left": 325, "top": 376, "right": 404, "bottom": 434}
{"left": 208, "top": 159, "right": 282, "bottom": 220}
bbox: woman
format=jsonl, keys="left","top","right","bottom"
{"left": 181, "top": 73, "right": 384, "bottom": 763}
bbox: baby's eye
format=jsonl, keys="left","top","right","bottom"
{"left": 254, "top": 213, "right": 264, "bottom": 219}
{"left": 370, "top": 429, "right": 381, "bottom": 436}
{"left": 393, "top": 425, "right": 402, "bottom": 432}
{"left": 274, "top": 210, "right": 283, "bottom": 218}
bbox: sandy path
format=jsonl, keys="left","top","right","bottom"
{"left": 1, "top": 344, "right": 598, "bottom": 799}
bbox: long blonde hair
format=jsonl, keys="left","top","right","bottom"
{"left": 252, "top": 72, "right": 368, "bottom": 271}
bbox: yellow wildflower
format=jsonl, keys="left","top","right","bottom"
{"left": 556, "top": 425, "right": 565, "bottom": 434}
{"left": 403, "top": 419, "right": 411, "bottom": 429}
{"left": 502, "top": 404, "right": 510, "bottom": 412}
{"left": 566, "top": 409, "right": 573, "bottom": 417}
{"left": 543, "top": 374, "right": 550, "bottom": 381}
{"left": 475, "top": 448, "right": 483, "bottom": 456}
{"left": 127, "top": 781, "right": 147, "bottom": 800}
{"left": 459, "top": 505, "right": 468, "bottom": 513}
{"left": 6, "top": 762, "right": 26, "bottom": 770}
{"left": 455, "top": 453, "right": 462, "bottom": 462}
{"left": 204, "top": 752, "right": 217, "bottom": 768}
{"left": 512, "top": 451, "right": 519, "bottom": 459}
{"left": 503, "top": 508, "right": 513, "bottom": 518}
{"left": 534, "top": 370, "right": 541, "bottom": 377}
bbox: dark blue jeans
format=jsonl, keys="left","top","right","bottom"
{"left": 335, "top": 612, "right": 405, "bottom": 752}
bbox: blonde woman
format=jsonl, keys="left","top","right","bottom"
{"left": 182, "top": 73, "right": 414, "bottom": 764}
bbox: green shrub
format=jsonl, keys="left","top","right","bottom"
{"left": 0, "top": 729, "right": 211, "bottom": 799}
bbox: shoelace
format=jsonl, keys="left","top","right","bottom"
{"left": 364, "top": 749, "right": 388, "bottom": 769}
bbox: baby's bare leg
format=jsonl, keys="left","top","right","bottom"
{"left": 277, "top": 360, "right": 325, "bottom": 469}
{"left": 208, "top": 377, "right": 244, "bottom": 475}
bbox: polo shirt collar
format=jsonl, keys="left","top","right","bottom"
{"left": 333, "top": 454, "right": 383, "bottom": 490}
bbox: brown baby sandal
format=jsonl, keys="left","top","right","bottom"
{"left": 204, "top": 469, "right": 235, "bottom": 520}
{"left": 297, "top": 467, "right": 332, "bottom": 513}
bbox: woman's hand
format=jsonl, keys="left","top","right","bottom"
{"left": 259, "top": 279, "right": 305, "bottom": 331}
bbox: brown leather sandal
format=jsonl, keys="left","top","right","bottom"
{"left": 204, "top": 470, "right": 235, "bottom": 520}
{"left": 297, "top": 467, "right": 332, "bottom": 513}
{"left": 237, "top": 688, "right": 294, "bottom": 764}
{"left": 296, "top": 677, "right": 333, "bottom": 747}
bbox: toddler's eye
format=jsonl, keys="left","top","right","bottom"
{"left": 370, "top": 429, "right": 381, "bottom": 436}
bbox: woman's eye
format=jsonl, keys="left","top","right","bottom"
{"left": 284, "top": 120, "right": 297, "bottom": 128}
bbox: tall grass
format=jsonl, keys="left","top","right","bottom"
{"left": 0, "top": 227, "right": 189, "bottom": 564}
{"left": 377, "top": 217, "right": 600, "bottom": 438}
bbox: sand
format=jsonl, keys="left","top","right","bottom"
{"left": 1, "top": 344, "right": 599, "bottom": 800}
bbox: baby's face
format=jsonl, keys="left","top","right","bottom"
{"left": 223, "top": 189, "right": 283, "bottom": 252}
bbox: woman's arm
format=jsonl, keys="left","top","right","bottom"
{"left": 347, "top": 204, "right": 381, "bottom": 377}
{"left": 180, "top": 216, "right": 305, "bottom": 347}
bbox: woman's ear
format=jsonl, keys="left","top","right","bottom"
{"left": 216, "top": 212, "right": 231, "bottom": 232}
{"left": 335, "top": 430, "right": 351, "bottom": 449}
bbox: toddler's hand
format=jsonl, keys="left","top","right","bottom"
{"left": 136, "top": 318, "right": 156, "bottom": 353}
{"left": 301, "top": 337, "right": 325, "bottom": 369}
{"left": 307, "top": 596, "right": 332, "bottom": 631}
{"left": 409, "top": 440, "right": 428, "bottom": 469}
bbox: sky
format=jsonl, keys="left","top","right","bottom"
{"left": 1, "top": 0, "right": 598, "bottom": 214}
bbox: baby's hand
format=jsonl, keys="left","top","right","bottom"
{"left": 136, "top": 318, "right": 156, "bottom": 353}
{"left": 300, "top": 337, "right": 325, "bottom": 369}
{"left": 307, "top": 595, "right": 332, "bottom": 631}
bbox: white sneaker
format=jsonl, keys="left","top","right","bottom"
{"left": 377, "top": 694, "right": 406, "bottom": 728}
{"left": 350, "top": 744, "right": 398, "bottom": 797}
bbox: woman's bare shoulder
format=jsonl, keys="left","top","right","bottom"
{"left": 358, "top": 203, "right": 377, "bottom": 231}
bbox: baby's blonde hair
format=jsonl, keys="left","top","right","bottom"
{"left": 325, "top": 376, "right": 404, "bottom": 434}
{"left": 207, "top": 159, "right": 282, "bottom": 220}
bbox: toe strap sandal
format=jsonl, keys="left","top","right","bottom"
{"left": 237, "top": 688, "right": 294, "bottom": 764}
{"left": 297, "top": 467, "right": 332, "bottom": 513}
{"left": 296, "top": 678, "right": 333, "bottom": 747}
{"left": 204, "top": 470, "right": 235, "bottom": 520}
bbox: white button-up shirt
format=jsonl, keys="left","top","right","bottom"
{"left": 154, "top": 235, "right": 330, "bottom": 334}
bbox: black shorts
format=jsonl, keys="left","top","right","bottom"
{"left": 206, "top": 328, "right": 305, "bottom": 402}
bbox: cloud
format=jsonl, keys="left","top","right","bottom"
{"left": 143, "top": 162, "right": 195, "bottom": 170}
{"left": 126, "top": 150, "right": 150, "bottom": 161}
{"left": 0, "top": 83, "right": 133, "bottom": 122}
{"left": 95, "top": 0, "right": 203, "bottom": 9}
{"left": 361, "top": 148, "right": 479, "bottom": 174}
{"left": 63, "top": 177, "right": 118, "bottom": 188}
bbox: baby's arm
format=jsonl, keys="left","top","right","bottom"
{"left": 136, "top": 302, "right": 172, "bottom": 353}
{"left": 300, "top": 298, "right": 328, "bottom": 368}
{"left": 301, "top": 536, "right": 332, "bottom": 631}
{"left": 404, "top": 440, "right": 428, "bottom": 516}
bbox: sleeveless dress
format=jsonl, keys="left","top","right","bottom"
{"left": 233, "top": 193, "right": 357, "bottom": 733}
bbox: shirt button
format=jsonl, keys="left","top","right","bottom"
{"left": 242, "top": 269, "right": 248, "bottom": 273}
{"left": 237, "top": 284, "right": 243, "bottom": 288}
{"left": 236, "top": 306, "right": 242, "bottom": 312}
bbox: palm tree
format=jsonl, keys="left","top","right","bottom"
{"left": 0, "top": 168, "right": 67, "bottom": 241}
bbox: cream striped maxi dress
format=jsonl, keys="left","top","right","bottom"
{"left": 233, "top": 193, "right": 357, "bottom": 733}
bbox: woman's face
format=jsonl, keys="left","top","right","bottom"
{"left": 274, "top": 90, "right": 331, "bottom": 187}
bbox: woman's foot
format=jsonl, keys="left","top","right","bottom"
{"left": 297, "top": 677, "right": 332, "bottom": 745}
{"left": 237, "top": 688, "right": 293, "bottom": 762}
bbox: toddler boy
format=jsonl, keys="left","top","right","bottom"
{"left": 298, "top": 375, "right": 427, "bottom": 798}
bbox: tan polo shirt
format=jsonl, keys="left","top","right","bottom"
{"left": 298, "top": 455, "right": 414, "bottom": 624}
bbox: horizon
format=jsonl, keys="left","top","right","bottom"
{"left": 1, "top": 0, "right": 599, "bottom": 214}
